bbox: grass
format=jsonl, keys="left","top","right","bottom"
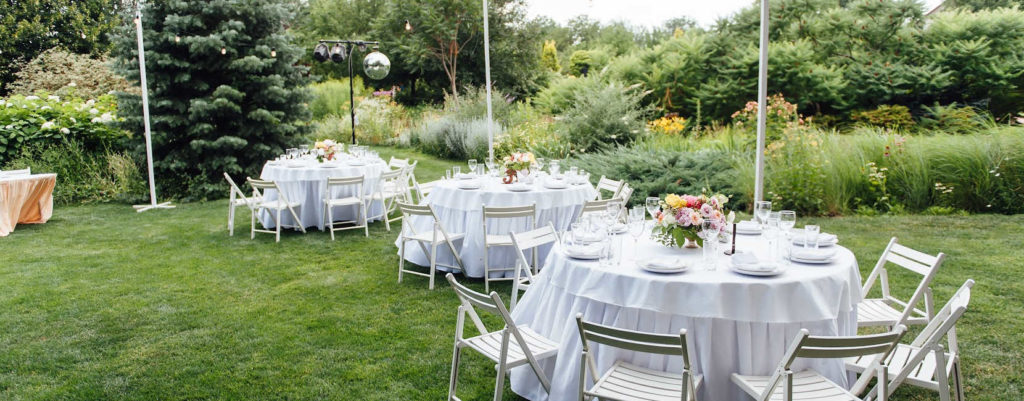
{"left": 1, "top": 147, "right": 1022, "bottom": 400}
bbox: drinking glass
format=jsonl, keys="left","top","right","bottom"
{"left": 754, "top": 201, "right": 772, "bottom": 228}
{"left": 701, "top": 220, "right": 721, "bottom": 270}
{"left": 628, "top": 206, "right": 646, "bottom": 246}
{"left": 779, "top": 210, "right": 796, "bottom": 241}
{"left": 804, "top": 225, "right": 820, "bottom": 249}
{"left": 536, "top": 157, "right": 546, "bottom": 171}
{"left": 645, "top": 197, "right": 661, "bottom": 220}
{"left": 605, "top": 201, "right": 621, "bottom": 225}
{"left": 550, "top": 160, "right": 561, "bottom": 176}
{"left": 765, "top": 213, "right": 782, "bottom": 261}
{"left": 468, "top": 159, "right": 478, "bottom": 174}
{"left": 453, "top": 166, "right": 461, "bottom": 177}
{"left": 569, "top": 166, "right": 578, "bottom": 177}
{"left": 485, "top": 160, "right": 497, "bottom": 176}
{"left": 445, "top": 169, "right": 452, "bottom": 181}
{"left": 571, "top": 222, "right": 584, "bottom": 244}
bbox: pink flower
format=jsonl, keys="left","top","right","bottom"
{"left": 700, "top": 203, "right": 714, "bottom": 217}
{"left": 688, "top": 211, "right": 702, "bottom": 226}
{"left": 678, "top": 208, "right": 694, "bottom": 227}
{"left": 682, "top": 195, "right": 699, "bottom": 208}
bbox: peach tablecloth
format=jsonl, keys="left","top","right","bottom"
{"left": 0, "top": 173, "right": 56, "bottom": 237}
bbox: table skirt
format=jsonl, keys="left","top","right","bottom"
{"left": 0, "top": 174, "right": 56, "bottom": 237}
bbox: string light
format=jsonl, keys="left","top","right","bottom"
{"left": 270, "top": 48, "right": 277, "bottom": 58}
{"left": 221, "top": 47, "right": 226, "bottom": 55}
{"left": 174, "top": 35, "right": 181, "bottom": 43}
{"left": 81, "top": 32, "right": 87, "bottom": 39}
{"left": 404, "top": 20, "right": 412, "bottom": 31}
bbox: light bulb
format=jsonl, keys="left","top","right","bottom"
{"left": 270, "top": 48, "right": 277, "bottom": 57}
{"left": 81, "top": 32, "right": 87, "bottom": 39}
{"left": 174, "top": 35, "right": 180, "bottom": 43}
{"left": 221, "top": 47, "right": 226, "bottom": 55}
{"left": 404, "top": 20, "right": 412, "bottom": 31}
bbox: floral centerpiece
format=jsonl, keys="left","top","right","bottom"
{"left": 502, "top": 151, "right": 536, "bottom": 184}
{"left": 653, "top": 191, "right": 734, "bottom": 248}
{"left": 312, "top": 139, "right": 340, "bottom": 163}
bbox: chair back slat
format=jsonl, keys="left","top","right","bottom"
{"left": 483, "top": 204, "right": 536, "bottom": 219}
{"left": 327, "top": 175, "right": 364, "bottom": 186}
{"left": 618, "top": 183, "right": 634, "bottom": 204}
{"left": 582, "top": 331, "right": 686, "bottom": 356}
{"left": 794, "top": 328, "right": 906, "bottom": 360}
{"left": 397, "top": 201, "right": 434, "bottom": 216}
{"left": 247, "top": 178, "right": 278, "bottom": 190}
{"left": 596, "top": 176, "right": 624, "bottom": 199}
{"left": 885, "top": 252, "right": 933, "bottom": 276}
{"left": 890, "top": 243, "right": 940, "bottom": 266}
{"left": 446, "top": 273, "right": 500, "bottom": 315}
{"left": 798, "top": 344, "right": 899, "bottom": 359}
{"left": 511, "top": 224, "right": 558, "bottom": 251}
{"left": 379, "top": 168, "right": 404, "bottom": 181}
{"left": 576, "top": 315, "right": 691, "bottom": 365}
{"left": 388, "top": 157, "right": 409, "bottom": 169}
{"left": 911, "top": 279, "right": 973, "bottom": 349}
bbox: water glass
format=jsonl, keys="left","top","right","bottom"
{"left": 550, "top": 160, "right": 561, "bottom": 176}
{"left": 754, "top": 201, "right": 772, "bottom": 227}
{"left": 468, "top": 159, "right": 478, "bottom": 173}
{"left": 701, "top": 220, "right": 721, "bottom": 270}
{"left": 645, "top": 197, "right": 661, "bottom": 220}
{"left": 453, "top": 166, "right": 461, "bottom": 177}
{"left": 445, "top": 169, "right": 452, "bottom": 181}
{"left": 804, "top": 225, "right": 820, "bottom": 249}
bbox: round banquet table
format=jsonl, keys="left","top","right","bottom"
{"left": 395, "top": 176, "right": 598, "bottom": 278}
{"left": 509, "top": 233, "right": 862, "bottom": 401}
{"left": 258, "top": 156, "right": 388, "bottom": 230}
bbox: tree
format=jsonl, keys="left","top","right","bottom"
{"left": 111, "top": 0, "right": 311, "bottom": 199}
{"left": 398, "top": 0, "right": 482, "bottom": 99}
{"left": 541, "top": 40, "right": 561, "bottom": 72}
{"left": 0, "top": 0, "right": 128, "bottom": 95}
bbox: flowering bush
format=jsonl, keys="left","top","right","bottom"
{"left": 0, "top": 93, "right": 127, "bottom": 165}
{"left": 730, "top": 94, "right": 804, "bottom": 139}
{"left": 647, "top": 115, "right": 688, "bottom": 136}
{"left": 652, "top": 191, "right": 733, "bottom": 247}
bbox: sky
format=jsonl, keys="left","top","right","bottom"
{"left": 525, "top": 0, "right": 946, "bottom": 29}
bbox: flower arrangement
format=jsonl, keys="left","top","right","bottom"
{"left": 502, "top": 151, "right": 536, "bottom": 183}
{"left": 312, "top": 139, "right": 340, "bottom": 162}
{"left": 652, "top": 191, "right": 733, "bottom": 247}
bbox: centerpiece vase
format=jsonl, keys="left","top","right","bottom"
{"left": 683, "top": 238, "right": 700, "bottom": 248}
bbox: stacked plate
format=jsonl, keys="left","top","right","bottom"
{"left": 347, "top": 159, "right": 366, "bottom": 166}
{"left": 638, "top": 257, "right": 689, "bottom": 274}
{"left": 791, "top": 230, "right": 839, "bottom": 247}
{"left": 543, "top": 179, "right": 568, "bottom": 189}
{"left": 607, "top": 222, "right": 628, "bottom": 235}
{"left": 734, "top": 220, "right": 762, "bottom": 235}
{"left": 564, "top": 243, "right": 603, "bottom": 260}
{"left": 507, "top": 183, "right": 533, "bottom": 192}
{"left": 787, "top": 247, "right": 838, "bottom": 264}
{"left": 457, "top": 180, "right": 481, "bottom": 190}
{"left": 729, "top": 251, "right": 783, "bottom": 276}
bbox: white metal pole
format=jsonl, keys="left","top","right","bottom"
{"left": 482, "top": 0, "right": 495, "bottom": 162}
{"left": 753, "top": 0, "right": 770, "bottom": 204}
{"left": 133, "top": 3, "right": 174, "bottom": 212}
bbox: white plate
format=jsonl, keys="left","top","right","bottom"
{"left": 347, "top": 160, "right": 366, "bottom": 166}
{"left": 318, "top": 164, "right": 339, "bottom": 168}
{"left": 507, "top": 184, "right": 532, "bottom": 192}
{"left": 730, "top": 263, "right": 784, "bottom": 276}
{"left": 457, "top": 182, "right": 481, "bottom": 190}
{"left": 639, "top": 258, "right": 689, "bottom": 274}
{"left": 786, "top": 255, "right": 835, "bottom": 264}
{"left": 735, "top": 228, "right": 761, "bottom": 235}
{"left": 608, "top": 223, "right": 628, "bottom": 234}
{"left": 544, "top": 182, "right": 568, "bottom": 189}
{"left": 564, "top": 245, "right": 602, "bottom": 260}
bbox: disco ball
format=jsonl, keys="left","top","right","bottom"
{"left": 363, "top": 50, "right": 391, "bottom": 80}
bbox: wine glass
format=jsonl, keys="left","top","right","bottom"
{"left": 468, "top": 159, "right": 478, "bottom": 174}
{"left": 645, "top": 197, "right": 661, "bottom": 220}
{"left": 628, "top": 206, "right": 646, "bottom": 246}
{"left": 779, "top": 210, "right": 796, "bottom": 240}
{"left": 701, "top": 219, "right": 721, "bottom": 270}
{"left": 605, "top": 201, "right": 621, "bottom": 225}
{"left": 754, "top": 201, "right": 772, "bottom": 228}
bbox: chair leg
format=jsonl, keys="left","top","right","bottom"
{"left": 398, "top": 239, "right": 406, "bottom": 283}
{"left": 429, "top": 242, "right": 438, "bottom": 290}
{"left": 228, "top": 204, "right": 235, "bottom": 236}
{"left": 483, "top": 245, "right": 491, "bottom": 294}
{"left": 362, "top": 204, "right": 368, "bottom": 237}
{"left": 276, "top": 209, "right": 282, "bottom": 242}
{"left": 327, "top": 205, "right": 335, "bottom": 241}
{"left": 953, "top": 360, "right": 965, "bottom": 401}
{"left": 448, "top": 343, "right": 462, "bottom": 401}
{"left": 493, "top": 362, "right": 507, "bottom": 401}
{"left": 250, "top": 209, "right": 256, "bottom": 240}
{"left": 383, "top": 198, "right": 392, "bottom": 232}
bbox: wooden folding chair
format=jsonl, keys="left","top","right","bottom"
{"left": 445, "top": 273, "right": 558, "bottom": 401}
{"left": 322, "top": 175, "right": 368, "bottom": 239}
{"left": 396, "top": 202, "right": 464, "bottom": 289}
{"left": 575, "top": 314, "right": 703, "bottom": 401}
{"left": 859, "top": 237, "right": 945, "bottom": 328}
{"left": 247, "top": 178, "right": 306, "bottom": 242}
{"left": 509, "top": 223, "right": 559, "bottom": 310}
{"left": 482, "top": 203, "right": 537, "bottom": 293}
{"left": 732, "top": 326, "right": 907, "bottom": 401}
{"left": 848, "top": 279, "right": 974, "bottom": 401}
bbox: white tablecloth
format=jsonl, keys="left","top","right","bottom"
{"left": 510, "top": 234, "right": 862, "bottom": 401}
{"left": 258, "top": 157, "right": 388, "bottom": 230}
{"left": 395, "top": 177, "right": 598, "bottom": 278}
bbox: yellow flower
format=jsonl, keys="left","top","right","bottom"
{"left": 665, "top": 194, "right": 685, "bottom": 209}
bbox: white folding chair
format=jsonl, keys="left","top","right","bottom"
{"left": 445, "top": 273, "right": 558, "bottom": 401}
{"left": 848, "top": 279, "right": 974, "bottom": 401}
{"left": 858, "top": 237, "right": 945, "bottom": 328}
{"left": 732, "top": 326, "right": 907, "bottom": 401}
{"left": 509, "top": 223, "right": 558, "bottom": 310}
{"left": 223, "top": 172, "right": 262, "bottom": 236}
{"left": 618, "top": 182, "right": 634, "bottom": 205}
{"left": 247, "top": 178, "right": 306, "bottom": 242}
{"left": 403, "top": 160, "right": 420, "bottom": 201}
{"left": 0, "top": 168, "right": 31, "bottom": 177}
{"left": 575, "top": 314, "right": 703, "bottom": 401}
{"left": 396, "top": 202, "right": 464, "bottom": 289}
{"left": 322, "top": 176, "right": 368, "bottom": 239}
{"left": 482, "top": 204, "right": 537, "bottom": 293}
{"left": 367, "top": 169, "right": 407, "bottom": 232}
{"left": 596, "top": 175, "right": 624, "bottom": 200}
{"left": 575, "top": 197, "right": 627, "bottom": 224}
{"left": 388, "top": 156, "right": 410, "bottom": 169}
{"left": 414, "top": 179, "right": 439, "bottom": 202}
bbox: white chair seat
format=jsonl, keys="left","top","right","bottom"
{"left": 405, "top": 231, "right": 465, "bottom": 244}
{"left": 732, "top": 370, "right": 858, "bottom": 401}
{"left": 486, "top": 234, "right": 513, "bottom": 246}
{"left": 259, "top": 200, "right": 302, "bottom": 210}
{"left": 369, "top": 189, "right": 404, "bottom": 200}
{"left": 232, "top": 197, "right": 261, "bottom": 206}
{"left": 846, "top": 343, "right": 955, "bottom": 391}
{"left": 324, "top": 196, "right": 363, "bottom": 206}
{"left": 858, "top": 298, "right": 928, "bottom": 327}
{"left": 463, "top": 325, "right": 559, "bottom": 368}
{"left": 589, "top": 361, "right": 703, "bottom": 401}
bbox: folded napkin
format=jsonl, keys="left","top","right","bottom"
{"left": 791, "top": 247, "right": 837, "bottom": 261}
{"left": 731, "top": 251, "right": 775, "bottom": 271}
{"left": 566, "top": 243, "right": 603, "bottom": 257}
{"left": 457, "top": 180, "right": 480, "bottom": 189}
{"left": 736, "top": 220, "right": 761, "bottom": 232}
{"left": 544, "top": 180, "right": 568, "bottom": 189}
{"left": 793, "top": 231, "right": 838, "bottom": 245}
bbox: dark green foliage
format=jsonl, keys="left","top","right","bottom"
{"left": 111, "top": 0, "right": 312, "bottom": 200}
{"left": 567, "top": 147, "right": 742, "bottom": 208}
{"left": 0, "top": 0, "right": 127, "bottom": 95}
{"left": 3, "top": 139, "right": 146, "bottom": 204}
{"left": 919, "top": 104, "right": 992, "bottom": 134}
{"left": 7, "top": 48, "right": 135, "bottom": 99}
{"left": 557, "top": 82, "right": 648, "bottom": 153}
{"left": 852, "top": 105, "right": 916, "bottom": 130}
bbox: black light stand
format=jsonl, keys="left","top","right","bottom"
{"left": 312, "top": 40, "right": 389, "bottom": 145}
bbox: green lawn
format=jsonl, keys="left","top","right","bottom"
{"left": 1, "top": 148, "right": 1021, "bottom": 400}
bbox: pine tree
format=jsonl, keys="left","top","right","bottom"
{"left": 111, "top": 0, "right": 311, "bottom": 199}
{"left": 541, "top": 40, "right": 561, "bottom": 72}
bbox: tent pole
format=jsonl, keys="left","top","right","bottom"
{"left": 482, "top": 0, "right": 494, "bottom": 163}
{"left": 753, "top": 0, "right": 770, "bottom": 204}
{"left": 132, "top": 3, "right": 174, "bottom": 212}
